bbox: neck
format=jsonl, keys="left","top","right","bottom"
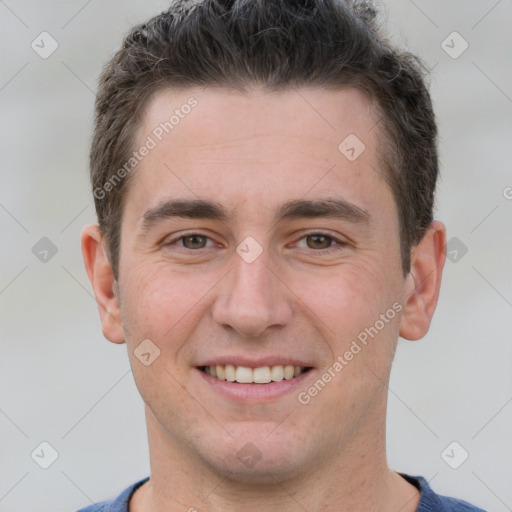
{"left": 130, "top": 399, "right": 420, "bottom": 512}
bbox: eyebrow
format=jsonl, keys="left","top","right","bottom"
{"left": 139, "top": 197, "right": 371, "bottom": 233}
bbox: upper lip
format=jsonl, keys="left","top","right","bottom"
{"left": 196, "top": 356, "right": 314, "bottom": 368}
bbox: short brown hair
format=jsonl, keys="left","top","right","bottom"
{"left": 90, "top": 0, "right": 438, "bottom": 279}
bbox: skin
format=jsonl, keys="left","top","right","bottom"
{"left": 82, "top": 86, "right": 446, "bottom": 512}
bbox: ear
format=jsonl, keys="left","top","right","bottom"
{"left": 399, "top": 221, "right": 447, "bottom": 341}
{"left": 81, "top": 224, "right": 125, "bottom": 344}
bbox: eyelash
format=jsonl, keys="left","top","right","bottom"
{"left": 164, "top": 232, "right": 347, "bottom": 253}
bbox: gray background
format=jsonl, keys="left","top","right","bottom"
{"left": 1, "top": 1, "right": 511, "bottom": 511}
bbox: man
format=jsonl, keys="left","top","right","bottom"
{"left": 78, "top": 0, "right": 486, "bottom": 510}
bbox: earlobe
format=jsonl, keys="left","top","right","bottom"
{"left": 399, "top": 221, "right": 447, "bottom": 341}
{"left": 81, "top": 224, "right": 125, "bottom": 344}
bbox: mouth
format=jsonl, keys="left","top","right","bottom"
{"left": 198, "top": 364, "right": 313, "bottom": 384}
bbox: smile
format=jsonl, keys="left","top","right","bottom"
{"left": 200, "top": 364, "right": 312, "bottom": 384}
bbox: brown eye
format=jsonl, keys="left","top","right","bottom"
{"left": 182, "top": 235, "right": 208, "bottom": 249}
{"left": 293, "top": 232, "right": 347, "bottom": 254}
{"left": 306, "top": 234, "right": 334, "bottom": 249}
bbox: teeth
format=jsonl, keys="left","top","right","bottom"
{"left": 215, "top": 365, "right": 225, "bottom": 380}
{"left": 205, "top": 364, "right": 307, "bottom": 383}
{"left": 284, "top": 365, "right": 294, "bottom": 380}
{"left": 225, "top": 364, "right": 236, "bottom": 382}
{"left": 271, "top": 365, "right": 284, "bottom": 381}
{"left": 235, "top": 366, "right": 253, "bottom": 383}
{"left": 253, "top": 366, "right": 272, "bottom": 384}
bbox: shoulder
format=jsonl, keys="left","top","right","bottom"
{"left": 74, "top": 477, "right": 149, "bottom": 512}
{"left": 400, "top": 474, "right": 488, "bottom": 512}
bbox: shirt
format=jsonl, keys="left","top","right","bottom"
{"left": 75, "top": 473, "right": 487, "bottom": 511}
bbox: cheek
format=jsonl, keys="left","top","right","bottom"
{"left": 118, "top": 261, "right": 218, "bottom": 352}
{"left": 293, "top": 260, "right": 393, "bottom": 332}
{"left": 118, "top": 263, "right": 216, "bottom": 425}
{"left": 292, "top": 260, "right": 402, "bottom": 375}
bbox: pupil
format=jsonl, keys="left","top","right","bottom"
{"left": 308, "top": 235, "right": 330, "bottom": 249}
{"left": 184, "top": 235, "right": 205, "bottom": 248}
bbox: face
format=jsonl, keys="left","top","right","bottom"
{"left": 84, "top": 85, "right": 443, "bottom": 482}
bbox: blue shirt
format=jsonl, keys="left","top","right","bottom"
{"left": 75, "top": 473, "right": 487, "bottom": 511}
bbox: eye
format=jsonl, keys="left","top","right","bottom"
{"left": 164, "top": 233, "right": 216, "bottom": 250}
{"left": 295, "top": 232, "right": 346, "bottom": 251}
{"left": 163, "top": 232, "right": 346, "bottom": 253}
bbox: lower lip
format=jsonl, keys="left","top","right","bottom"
{"left": 196, "top": 368, "right": 314, "bottom": 402}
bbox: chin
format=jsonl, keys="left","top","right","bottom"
{"left": 206, "top": 453, "right": 304, "bottom": 485}
{"left": 195, "top": 425, "right": 311, "bottom": 484}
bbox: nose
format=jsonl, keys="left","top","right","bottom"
{"left": 211, "top": 245, "right": 293, "bottom": 338}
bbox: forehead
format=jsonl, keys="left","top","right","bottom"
{"left": 141, "top": 85, "right": 379, "bottom": 149}
{"left": 125, "top": 85, "right": 393, "bottom": 224}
